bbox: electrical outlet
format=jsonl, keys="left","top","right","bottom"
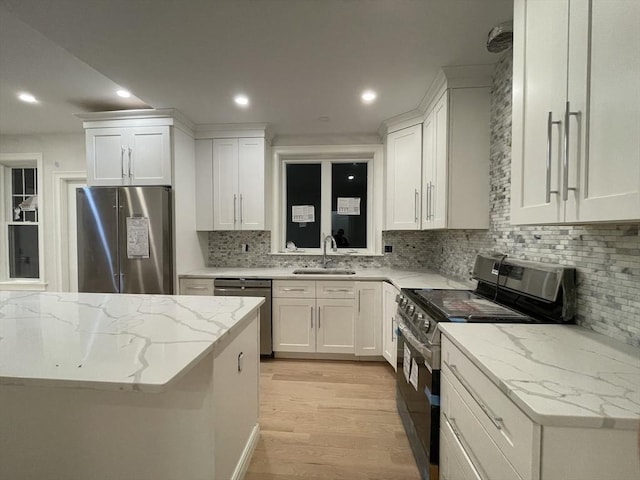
{"left": 241, "top": 244, "right": 249, "bottom": 253}
{"left": 384, "top": 245, "right": 393, "bottom": 253}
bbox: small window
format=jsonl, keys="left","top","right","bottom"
{"left": 282, "top": 158, "right": 372, "bottom": 252}
{"left": 331, "top": 162, "right": 367, "bottom": 249}
{"left": 6, "top": 167, "right": 40, "bottom": 279}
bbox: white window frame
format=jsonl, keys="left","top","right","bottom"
{"left": 271, "top": 145, "right": 383, "bottom": 256}
{"left": 0, "top": 153, "right": 46, "bottom": 290}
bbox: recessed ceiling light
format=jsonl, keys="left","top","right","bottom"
{"left": 361, "top": 90, "right": 377, "bottom": 104}
{"left": 18, "top": 92, "right": 37, "bottom": 103}
{"left": 347, "top": 175, "right": 355, "bottom": 180}
{"left": 234, "top": 94, "right": 249, "bottom": 107}
{"left": 117, "top": 89, "right": 132, "bottom": 98}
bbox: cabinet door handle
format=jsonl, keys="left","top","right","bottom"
{"left": 239, "top": 194, "right": 243, "bottom": 224}
{"left": 447, "top": 362, "right": 504, "bottom": 432}
{"left": 563, "top": 101, "right": 580, "bottom": 201}
{"left": 233, "top": 194, "right": 237, "bottom": 225}
{"left": 546, "top": 111, "right": 562, "bottom": 203}
{"left": 428, "top": 182, "right": 434, "bottom": 220}
{"left": 237, "top": 352, "right": 244, "bottom": 372}
{"left": 391, "top": 318, "right": 396, "bottom": 341}
{"left": 121, "top": 147, "right": 126, "bottom": 178}
{"left": 128, "top": 147, "right": 133, "bottom": 179}
{"left": 414, "top": 189, "right": 419, "bottom": 223}
{"left": 310, "top": 305, "right": 314, "bottom": 328}
{"left": 317, "top": 306, "right": 321, "bottom": 328}
{"left": 358, "top": 291, "right": 361, "bottom": 313}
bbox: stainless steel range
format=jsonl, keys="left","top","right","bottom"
{"left": 395, "top": 254, "right": 576, "bottom": 480}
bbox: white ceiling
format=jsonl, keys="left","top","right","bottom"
{"left": 0, "top": 0, "right": 513, "bottom": 137}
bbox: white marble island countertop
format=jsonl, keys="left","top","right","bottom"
{"left": 0, "top": 291, "right": 263, "bottom": 393}
{"left": 439, "top": 323, "right": 640, "bottom": 430}
{"left": 182, "top": 266, "right": 474, "bottom": 290}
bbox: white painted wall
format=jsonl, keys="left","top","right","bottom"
{"left": 0, "top": 133, "right": 86, "bottom": 291}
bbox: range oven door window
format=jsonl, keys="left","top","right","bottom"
{"left": 396, "top": 323, "right": 440, "bottom": 479}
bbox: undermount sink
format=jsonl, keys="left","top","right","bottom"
{"left": 293, "top": 268, "right": 356, "bottom": 275}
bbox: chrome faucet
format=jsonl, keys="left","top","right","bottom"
{"left": 322, "top": 234, "right": 337, "bottom": 268}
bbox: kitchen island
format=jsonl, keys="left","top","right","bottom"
{"left": 0, "top": 291, "right": 263, "bottom": 480}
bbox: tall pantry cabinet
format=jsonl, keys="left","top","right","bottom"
{"left": 511, "top": 0, "right": 640, "bottom": 224}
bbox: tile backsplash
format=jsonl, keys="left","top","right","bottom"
{"left": 208, "top": 51, "right": 639, "bottom": 347}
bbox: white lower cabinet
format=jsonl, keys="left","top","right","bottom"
{"left": 440, "top": 335, "right": 639, "bottom": 480}
{"left": 272, "top": 280, "right": 354, "bottom": 354}
{"left": 273, "top": 280, "right": 383, "bottom": 357}
{"left": 381, "top": 282, "right": 399, "bottom": 369}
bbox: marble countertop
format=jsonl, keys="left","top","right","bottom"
{"left": 439, "top": 323, "right": 640, "bottom": 430}
{"left": 0, "top": 291, "right": 263, "bottom": 393}
{"left": 181, "top": 267, "right": 474, "bottom": 290}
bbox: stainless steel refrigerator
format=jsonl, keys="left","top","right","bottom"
{"left": 76, "top": 186, "right": 173, "bottom": 294}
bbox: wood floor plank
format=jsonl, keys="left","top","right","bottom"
{"left": 245, "top": 359, "right": 421, "bottom": 480}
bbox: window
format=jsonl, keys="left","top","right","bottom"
{"left": 0, "top": 153, "right": 44, "bottom": 285}
{"left": 273, "top": 145, "right": 383, "bottom": 255}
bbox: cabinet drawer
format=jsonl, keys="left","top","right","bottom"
{"left": 273, "top": 280, "right": 316, "bottom": 298}
{"left": 179, "top": 278, "right": 214, "bottom": 295}
{"left": 440, "top": 416, "right": 482, "bottom": 480}
{"left": 316, "top": 281, "right": 355, "bottom": 299}
{"left": 442, "top": 337, "right": 538, "bottom": 480}
{"left": 441, "top": 374, "right": 523, "bottom": 480}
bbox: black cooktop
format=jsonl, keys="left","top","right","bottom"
{"left": 406, "top": 289, "right": 532, "bottom": 322}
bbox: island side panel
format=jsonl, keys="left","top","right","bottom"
{"left": 0, "top": 351, "right": 217, "bottom": 480}
{"left": 213, "top": 310, "right": 260, "bottom": 480}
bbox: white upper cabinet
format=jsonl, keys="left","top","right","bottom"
{"left": 85, "top": 125, "right": 171, "bottom": 186}
{"left": 384, "top": 66, "right": 491, "bottom": 231}
{"left": 385, "top": 124, "right": 422, "bottom": 230}
{"left": 422, "top": 87, "right": 491, "bottom": 230}
{"left": 511, "top": 0, "right": 640, "bottom": 224}
{"left": 195, "top": 128, "right": 268, "bottom": 231}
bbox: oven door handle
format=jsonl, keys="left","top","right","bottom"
{"left": 397, "top": 322, "right": 433, "bottom": 362}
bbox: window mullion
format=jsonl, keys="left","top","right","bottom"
{"left": 320, "top": 160, "right": 332, "bottom": 241}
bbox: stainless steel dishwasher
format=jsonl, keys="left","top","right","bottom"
{"left": 213, "top": 278, "right": 272, "bottom": 356}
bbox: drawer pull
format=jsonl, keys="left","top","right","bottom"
{"left": 447, "top": 416, "right": 487, "bottom": 480}
{"left": 187, "top": 286, "right": 208, "bottom": 290}
{"left": 447, "top": 362, "right": 504, "bottom": 431}
{"left": 237, "top": 352, "right": 244, "bottom": 372}
{"left": 324, "top": 288, "right": 351, "bottom": 292}
{"left": 282, "top": 287, "right": 306, "bottom": 292}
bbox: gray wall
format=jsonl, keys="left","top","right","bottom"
{"left": 208, "top": 51, "right": 639, "bottom": 347}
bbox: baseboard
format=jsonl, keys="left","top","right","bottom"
{"left": 273, "top": 352, "right": 386, "bottom": 362}
{"left": 231, "top": 423, "right": 260, "bottom": 480}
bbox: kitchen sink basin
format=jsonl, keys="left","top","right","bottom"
{"left": 293, "top": 268, "right": 356, "bottom": 275}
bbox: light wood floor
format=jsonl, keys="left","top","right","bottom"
{"left": 245, "top": 359, "right": 421, "bottom": 480}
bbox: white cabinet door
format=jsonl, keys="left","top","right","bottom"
{"left": 440, "top": 419, "right": 482, "bottom": 480}
{"left": 86, "top": 128, "right": 128, "bottom": 186}
{"left": 569, "top": 0, "right": 640, "bottom": 222}
{"left": 212, "top": 138, "right": 239, "bottom": 230}
{"left": 511, "top": 0, "right": 569, "bottom": 225}
{"left": 381, "top": 282, "right": 399, "bottom": 370}
{"left": 128, "top": 126, "right": 171, "bottom": 185}
{"left": 238, "top": 138, "right": 265, "bottom": 230}
{"left": 385, "top": 124, "right": 422, "bottom": 230}
{"left": 272, "top": 297, "right": 315, "bottom": 353}
{"left": 355, "top": 282, "right": 382, "bottom": 356}
{"left": 430, "top": 92, "right": 448, "bottom": 229}
{"left": 316, "top": 298, "right": 355, "bottom": 354}
{"left": 86, "top": 126, "right": 171, "bottom": 186}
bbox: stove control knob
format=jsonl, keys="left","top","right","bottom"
{"left": 395, "top": 294, "right": 404, "bottom": 304}
{"left": 407, "top": 305, "right": 415, "bottom": 315}
{"left": 400, "top": 298, "right": 408, "bottom": 308}
{"left": 416, "top": 314, "right": 429, "bottom": 331}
